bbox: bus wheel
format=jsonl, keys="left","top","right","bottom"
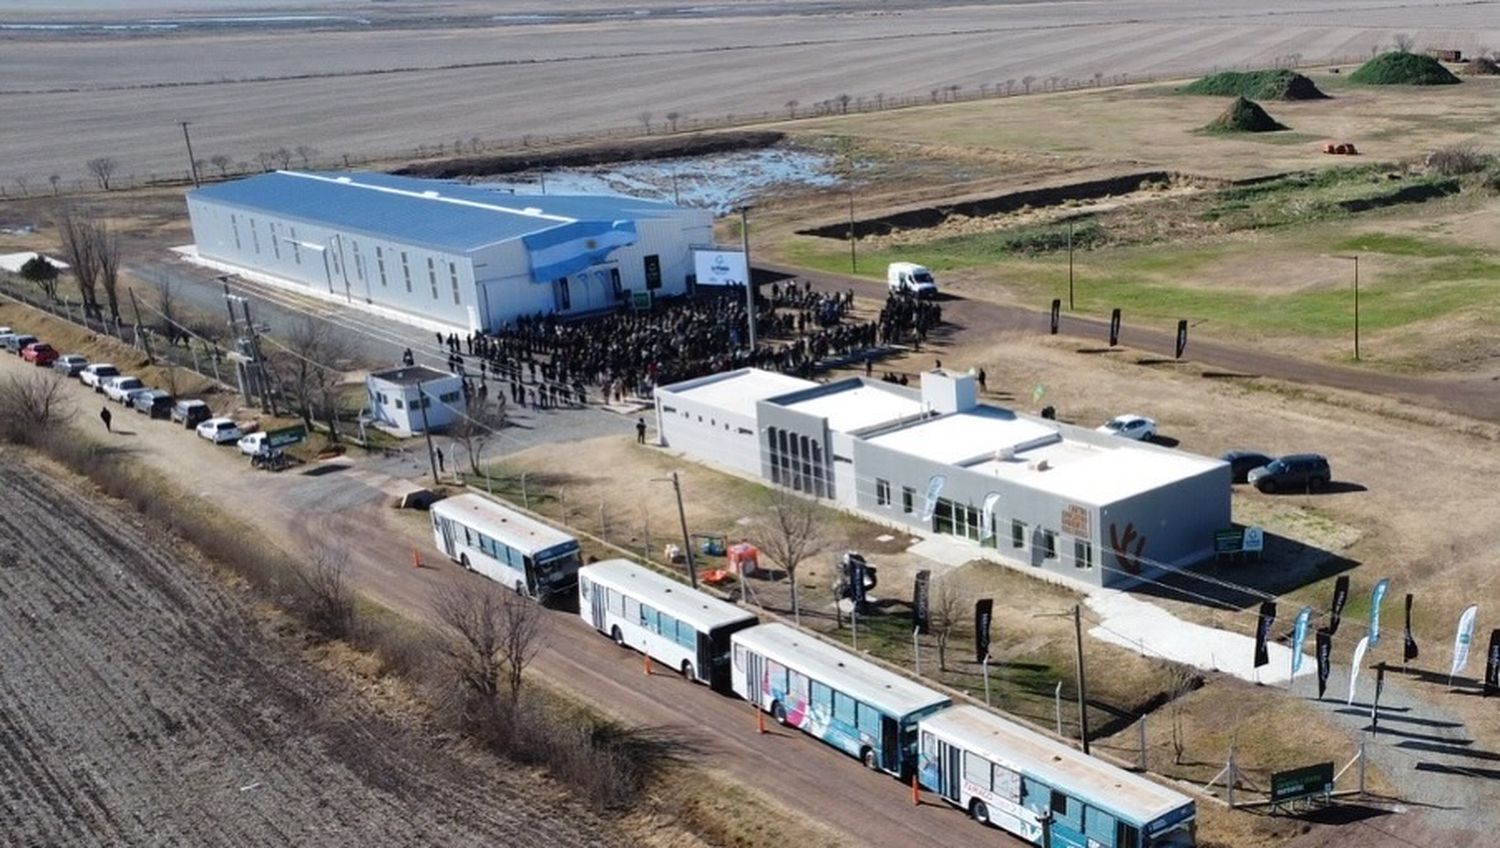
{"left": 969, "top": 800, "right": 991, "bottom": 825}
{"left": 611, "top": 626, "right": 625, "bottom": 648}
{"left": 680, "top": 660, "right": 693, "bottom": 679}
{"left": 772, "top": 702, "right": 788, "bottom": 726}
{"left": 860, "top": 747, "right": 879, "bottom": 771}
{"left": 459, "top": 554, "right": 471, "bottom": 571}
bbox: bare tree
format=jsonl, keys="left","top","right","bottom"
{"left": 255, "top": 151, "right": 277, "bottom": 172}
{"left": 85, "top": 157, "right": 117, "bottom": 191}
{"left": 294, "top": 145, "right": 318, "bottom": 168}
{"left": 274, "top": 315, "right": 356, "bottom": 441}
{"left": 96, "top": 219, "right": 121, "bottom": 323}
{"left": 431, "top": 578, "right": 546, "bottom": 706}
{"left": 48, "top": 174, "right": 61, "bottom": 196}
{"left": 0, "top": 371, "right": 73, "bottom": 444}
{"left": 1021, "top": 75, "right": 1036, "bottom": 93}
{"left": 210, "top": 154, "right": 232, "bottom": 177}
{"left": 1167, "top": 668, "right": 1199, "bottom": 765}
{"left": 55, "top": 205, "right": 104, "bottom": 319}
{"left": 638, "top": 111, "right": 653, "bottom": 133}
{"left": 292, "top": 545, "right": 355, "bottom": 640}
{"left": 747, "top": 489, "right": 827, "bottom": 626}
{"left": 449, "top": 394, "right": 507, "bottom": 476}
{"left": 665, "top": 111, "right": 681, "bottom": 132}
{"left": 155, "top": 277, "right": 186, "bottom": 346}
{"left": 273, "top": 147, "right": 293, "bottom": 169}
{"left": 932, "top": 577, "right": 963, "bottom": 672}
{"left": 785, "top": 100, "right": 799, "bottom": 118}
{"left": 14, "top": 176, "right": 29, "bottom": 197}
{"left": 836, "top": 93, "right": 852, "bottom": 113}
{"left": 1393, "top": 32, "right": 1415, "bottom": 53}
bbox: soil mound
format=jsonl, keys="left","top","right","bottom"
{"left": 1462, "top": 56, "right": 1500, "bottom": 76}
{"left": 1182, "top": 69, "right": 1328, "bottom": 100}
{"left": 1203, "top": 97, "right": 1289, "bottom": 133}
{"left": 1349, "top": 51, "right": 1461, "bottom": 85}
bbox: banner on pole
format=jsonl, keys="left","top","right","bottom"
{"left": 974, "top": 599, "right": 993, "bottom": 663}
{"left": 1315, "top": 628, "right": 1331, "bottom": 699}
{"left": 1050, "top": 299, "right": 1061, "bottom": 335}
{"left": 1404, "top": 593, "right": 1419, "bottom": 663}
{"left": 1368, "top": 578, "right": 1390, "bottom": 646}
{"left": 1452, "top": 604, "right": 1479, "bottom": 678}
{"left": 1108, "top": 308, "right": 1122, "bottom": 347}
{"left": 1347, "top": 636, "right": 1369, "bottom": 706}
{"left": 1329, "top": 575, "right": 1350, "bottom": 637}
{"left": 1175, "top": 319, "right": 1188, "bottom": 359}
{"left": 912, "top": 570, "right": 931, "bottom": 635}
{"left": 980, "top": 493, "right": 1001, "bottom": 543}
{"left": 1372, "top": 663, "right": 1386, "bottom": 728}
{"left": 1254, "top": 601, "right": 1276, "bottom": 669}
{"left": 1487, "top": 630, "right": 1500, "bottom": 697}
{"left": 919, "top": 475, "right": 946, "bottom": 523}
{"left": 848, "top": 553, "right": 868, "bottom": 607}
{"left": 1291, "top": 606, "right": 1313, "bottom": 676}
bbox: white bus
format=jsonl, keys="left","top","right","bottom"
{"left": 917, "top": 705, "right": 1195, "bottom": 848}
{"left": 430, "top": 493, "right": 582, "bottom": 601}
{"left": 731, "top": 622, "right": 951, "bottom": 777}
{"left": 578, "top": 559, "right": 758, "bottom": 692}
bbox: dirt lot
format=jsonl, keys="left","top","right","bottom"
{"left": 0, "top": 453, "right": 615, "bottom": 847}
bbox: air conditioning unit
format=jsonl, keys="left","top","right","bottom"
{"left": 1029, "top": 458, "right": 1051, "bottom": 472}
{"left": 995, "top": 446, "right": 1015, "bottom": 462}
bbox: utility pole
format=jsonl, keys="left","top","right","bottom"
{"left": 415, "top": 379, "right": 440, "bottom": 485}
{"left": 740, "top": 205, "right": 756, "bottom": 351}
{"left": 1067, "top": 220, "right": 1075, "bottom": 311}
{"left": 848, "top": 187, "right": 857, "bottom": 273}
{"left": 180, "top": 121, "right": 200, "bottom": 188}
{"left": 671, "top": 471, "right": 698, "bottom": 589}
{"left": 1353, "top": 253, "right": 1360, "bottom": 361}
{"left": 240, "top": 299, "right": 275, "bottom": 415}
{"left": 127, "top": 288, "right": 153, "bottom": 364}
{"left": 1074, "top": 604, "right": 1091, "bottom": 754}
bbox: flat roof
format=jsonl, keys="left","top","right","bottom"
{"left": 662, "top": 369, "right": 816, "bottom": 420}
{"left": 732, "top": 623, "right": 950, "bottom": 717}
{"left": 864, "top": 407, "right": 1060, "bottom": 466}
{"left": 780, "top": 383, "right": 926, "bottom": 434}
{"left": 580, "top": 560, "right": 757, "bottom": 633}
{"left": 369, "top": 365, "right": 455, "bottom": 387}
{"left": 970, "top": 439, "right": 1222, "bottom": 504}
{"left": 432, "top": 493, "right": 576, "bottom": 553}
{"left": 921, "top": 706, "right": 1192, "bottom": 826}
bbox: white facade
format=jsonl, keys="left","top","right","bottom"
{"left": 366, "top": 366, "right": 465, "bottom": 437}
{"left": 654, "top": 369, "right": 815, "bottom": 477}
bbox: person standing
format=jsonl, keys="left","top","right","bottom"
{"left": 636, "top": 417, "right": 647, "bottom": 444}
{"left": 99, "top": 406, "right": 112, "bottom": 433}
{"left": 435, "top": 447, "right": 445, "bottom": 474}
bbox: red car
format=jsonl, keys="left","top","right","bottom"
{"left": 22, "top": 342, "right": 57, "bottom": 367}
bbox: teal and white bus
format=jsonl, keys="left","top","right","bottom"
{"left": 918, "top": 705, "right": 1195, "bottom": 847}
{"left": 430, "top": 493, "right": 582, "bottom": 601}
{"left": 731, "top": 622, "right": 951, "bottom": 777}
{"left": 578, "top": 559, "right": 758, "bottom": 692}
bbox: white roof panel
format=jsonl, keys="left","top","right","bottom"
{"left": 972, "top": 443, "right": 1223, "bottom": 504}
{"left": 580, "top": 560, "right": 757, "bottom": 633}
{"left": 665, "top": 369, "right": 815, "bottom": 420}
{"left": 865, "top": 407, "right": 1060, "bottom": 465}
{"left": 732, "top": 623, "right": 951, "bottom": 717}
{"left": 784, "top": 384, "right": 926, "bottom": 434}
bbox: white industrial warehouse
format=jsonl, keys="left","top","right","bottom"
{"left": 185, "top": 171, "right": 713, "bottom": 332}
{"left": 656, "top": 368, "right": 1230, "bottom": 589}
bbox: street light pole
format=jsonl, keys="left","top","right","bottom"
{"left": 671, "top": 471, "right": 697, "bottom": 589}
{"left": 1353, "top": 254, "right": 1360, "bottom": 361}
{"left": 1074, "top": 604, "right": 1090, "bottom": 754}
{"left": 180, "top": 121, "right": 200, "bottom": 188}
{"left": 1067, "top": 220, "right": 1075, "bottom": 311}
{"left": 740, "top": 205, "right": 757, "bottom": 351}
{"left": 415, "top": 379, "right": 440, "bottom": 485}
{"left": 848, "top": 187, "right": 857, "bottom": 273}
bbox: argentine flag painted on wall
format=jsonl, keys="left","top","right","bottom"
{"left": 524, "top": 219, "right": 639, "bottom": 283}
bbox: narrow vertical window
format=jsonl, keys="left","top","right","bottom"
{"left": 376, "top": 246, "right": 387, "bottom": 286}
{"left": 449, "top": 261, "right": 461, "bottom": 305}
{"left": 230, "top": 214, "right": 242, "bottom": 249}
{"left": 427, "top": 257, "right": 438, "bottom": 300}
{"left": 269, "top": 222, "right": 281, "bottom": 259}
{"left": 249, "top": 218, "right": 260, "bottom": 254}
{"left": 401, "top": 252, "right": 412, "bottom": 292}
{"left": 289, "top": 227, "right": 301, "bottom": 264}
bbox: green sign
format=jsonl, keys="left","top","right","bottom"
{"left": 1213, "top": 528, "right": 1244, "bottom": 554}
{"left": 630, "top": 290, "right": 653, "bottom": 312}
{"left": 1270, "top": 762, "right": 1333, "bottom": 804}
{"left": 264, "top": 425, "right": 307, "bottom": 449}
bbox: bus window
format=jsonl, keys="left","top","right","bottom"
{"left": 579, "top": 577, "right": 590, "bottom": 599}
{"left": 1021, "top": 777, "right": 1049, "bottom": 815}
{"left": 857, "top": 703, "right": 881, "bottom": 737}
{"left": 675, "top": 620, "right": 694, "bottom": 649}
{"left": 640, "top": 604, "right": 655, "bottom": 630}
{"left": 733, "top": 644, "right": 745, "bottom": 670}
{"left": 920, "top": 731, "right": 935, "bottom": 757}
{"left": 833, "top": 691, "right": 856, "bottom": 725}
{"left": 992, "top": 763, "right": 1020, "bottom": 802}
{"left": 1116, "top": 822, "right": 1140, "bottom": 848}
{"left": 1085, "top": 807, "right": 1117, "bottom": 845}
{"left": 624, "top": 596, "right": 640, "bottom": 623}
{"left": 1051, "top": 791, "right": 1082, "bottom": 832}
{"left": 811, "top": 680, "right": 832, "bottom": 709}
{"left": 766, "top": 661, "right": 788, "bottom": 694}
{"left": 964, "top": 752, "right": 990, "bottom": 790}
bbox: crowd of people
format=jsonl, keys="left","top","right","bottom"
{"left": 424, "top": 280, "right": 943, "bottom": 409}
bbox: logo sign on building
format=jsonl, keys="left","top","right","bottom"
{"left": 1175, "top": 319, "right": 1188, "bottom": 359}
{"left": 912, "top": 570, "right": 931, "bottom": 635}
{"left": 264, "top": 425, "right": 307, "bottom": 449}
{"left": 919, "top": 475, "right": 946, "bottom": 523}
{"left": 1108, "top": 308, "right": 1122, "bottom": 347}
{"left": 1050, "top": 299, "right": 1061, "bottom": 335}
{"left": 974, "top": 598, "right": 994, "bottom": 663}
{"left": 1270, "top": 762, "right": 1334, "bottom": 805}
{"left": 692, "top": 250, "right": 748, "bottom": 287}
{"left": 1061, "top": 504, "right": 1090, "bottom": 538}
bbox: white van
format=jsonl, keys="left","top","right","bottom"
{"left": 887, "top": 262, "right": 938, "bottom": 297}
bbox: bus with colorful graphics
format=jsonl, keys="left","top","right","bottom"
{"left": 731, "top": 622, "right": 951, "bottom": 777}
{"left": 918, "top": 705, "right": 1195, "bottom": 847}
{"left": 578, "top": 560, "right": 757, "bottom": 693}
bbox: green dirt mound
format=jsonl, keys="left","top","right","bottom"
{"left": 1181, "top": 69, "right": 1328, "bottom": 100}
{"left": 1462, "top": 56, "right": 1500, "bottom": 76}
{"left": 1203, "top": 97, "right": 1289, "bottom": 133}
{"left": 1349, "top": 51, "right": 1461, "bottom": 85}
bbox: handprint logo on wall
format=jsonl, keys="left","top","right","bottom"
{"left": 1109, "top": 522, "right": 1147, "bottom": 575}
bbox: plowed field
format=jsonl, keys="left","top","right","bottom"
{"left": 0, "top": 456, "right": 616, "bottom": 848}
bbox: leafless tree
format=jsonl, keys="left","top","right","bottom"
{"left": 14, "top": 176, "right": 29, "bottom": 197}
{"left": 96, "top": 219, "right": 121, "bottom": 322}
{"left": 86, "top": 157, "right": 117, "bottom": 191}
{"left": 55, "top": 205, "right": 105, "bottom": 319}
{"left": 293, "top": 545, "right": 355, "bottom": 640}
{"left": 469, "top": 135, "right": 483, "bottom": 153}
{"left": 1021, "top": 75, "right": 1036, "bottom": 93}
{"left": 273, "top": 147, "right": 293, "bottom": 169}
{"left": 785, "top": 100, "right": 799, "bottom": 118}
{"left": 0, "top": 371, "right": 73, "bottom": 444}
{"left": 665, "top": 111, "right": 681, "bottom": 132}
{"left": 1393, "top": 32, "right": 1415, "bottom": 53}
{"left": 431, "top": 577, "right": 546, "bottom": 706}
{"left": 1005, "top": 78, "right": 1016, "bottom": 95}
{"left": 274, "top": 315, "right": 356, "bottom": 441}
{"left": 255, "top": 151, "right": 277, "bottom": 172}
{"left": 932, "top": 577, "right": 963, "bottom": 672}
{"left": 449, "top": 394, "right": 507, "bottom": 476}
{"left": 638, "top": 111, "right": 653, "bottom": 133}
{"left": 747, "top": 489, "right": 827, "bottom": 626}
{"left": 1168, "top": 668, "right": 1198, "bottom": 765}
{"left": 209, "top": 154, "right": 232, "bottom": 178}
{"left": 155, "top": 277, "right": 187, "bottom": 347}
{"left": 837, "top": 93, "right": 852, "bottom": 113}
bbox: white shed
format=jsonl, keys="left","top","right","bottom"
{"left": 366, "top": 365, "right": 465, "bottom": 437}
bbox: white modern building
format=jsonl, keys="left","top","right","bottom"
{"left": 366, "top": 365, "right": 465, "bottom": 437}
{"left": 656, "top": 368, "right": 1230, "bottom": 589}
{"left": 186, "top": 171, "right": 713, "bottom": 332}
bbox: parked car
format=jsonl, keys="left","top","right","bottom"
{"left": 0, "top": 326, "right": 12, "bottom": 336}
{"left": 170, "top": 399, "right": 212, "bottom": 429}
{"left": 102, "top": 376, "right": 147, "bottom": 403}
{"left": 196, "top": 417, "right": 242, "bottom": 444}
{"left": 887, "top": 262, "right": 939, "bottom": 297}
{"left": 1248, "top": 453, "right": 1332, "bottom": 494}
{"left": 4, "top": 334, "right": 38, "bottom": 354}
{"left": 1096, "top": 414, "right": 1157, "bottom": 441}
{"left": 131, "top": 389, "right": 173, "bottom": 418}
{"left": 52, "top": 353, "right": 89, "bottom": 376}
{"left": 1221, "top": 450, "right": 1274, "bottom": 484}
{"left": 0, "top": 332, "right": 18, "bottom": 350}
{"left": 237, "top": 431, "right": 268, "bottom": 456}
{"left": 80, "top": 363, "right": 120, "bottom": 391}
{"left": 21, "top": 342, "right": 58, "bottom": 367}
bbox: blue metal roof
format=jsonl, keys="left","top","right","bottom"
{"left": 188, "top": 171, "right": 680, "bottom": 254}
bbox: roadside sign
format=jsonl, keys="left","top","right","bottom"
{"left": 1270, "top": 762, "right": 1334, "bottom": 804}
{"left": 631, "top": 290, "right": 653, "bottom": 312}
{"left": 1243, "top": 526, "right": 1265, "bottom": 552}
{"left": 264, "top": 424, "right": 307, "bottom": 449}
{"left": 1213, "top": 528, "right": 1244, "bottom": 554}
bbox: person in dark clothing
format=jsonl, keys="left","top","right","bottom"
{"left": 435, "top": 331, "right": 444, "bottom": 347}
{"left": 977, "top": 368, "right": 987, "bottom": 393}
{"left": 402, "top": 348, "right": 415, "bottom": 366}
{"left": 899, "top": 374, "right": 909, "bottom": 386}
{"left": 100, "top": 406, "right": 112, "bottom": 432}
{"left": 865, "top": 354, "right": 873, "bottom": 377}
{"left": 636, "top": 417, "right": 647, "bottom": 444}
{"left": 435, "top": 447, "right": 445, "bottom": 473}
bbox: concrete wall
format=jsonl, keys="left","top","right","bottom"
{"left": 1098, "top": 463, "right": 1231, "bottom": 589}
{"left": 656, "top": 390, "right": 761, "bottom": 476}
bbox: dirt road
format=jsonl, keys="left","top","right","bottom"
{"left": 0, "top": 456, "right": 614, "bottom": 848}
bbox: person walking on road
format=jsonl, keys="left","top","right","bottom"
{"left": 435, "top": 447, "right": 446, "bottom": 474}
{"left": 636, "top": 417, "right": 647, "bottom": 444}
{"left": 99, "top": 406, "right": 112, "bottom": 433}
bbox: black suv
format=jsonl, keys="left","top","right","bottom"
{"left": 1248, "top": 454, "right": 1331, "bottom": 493}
